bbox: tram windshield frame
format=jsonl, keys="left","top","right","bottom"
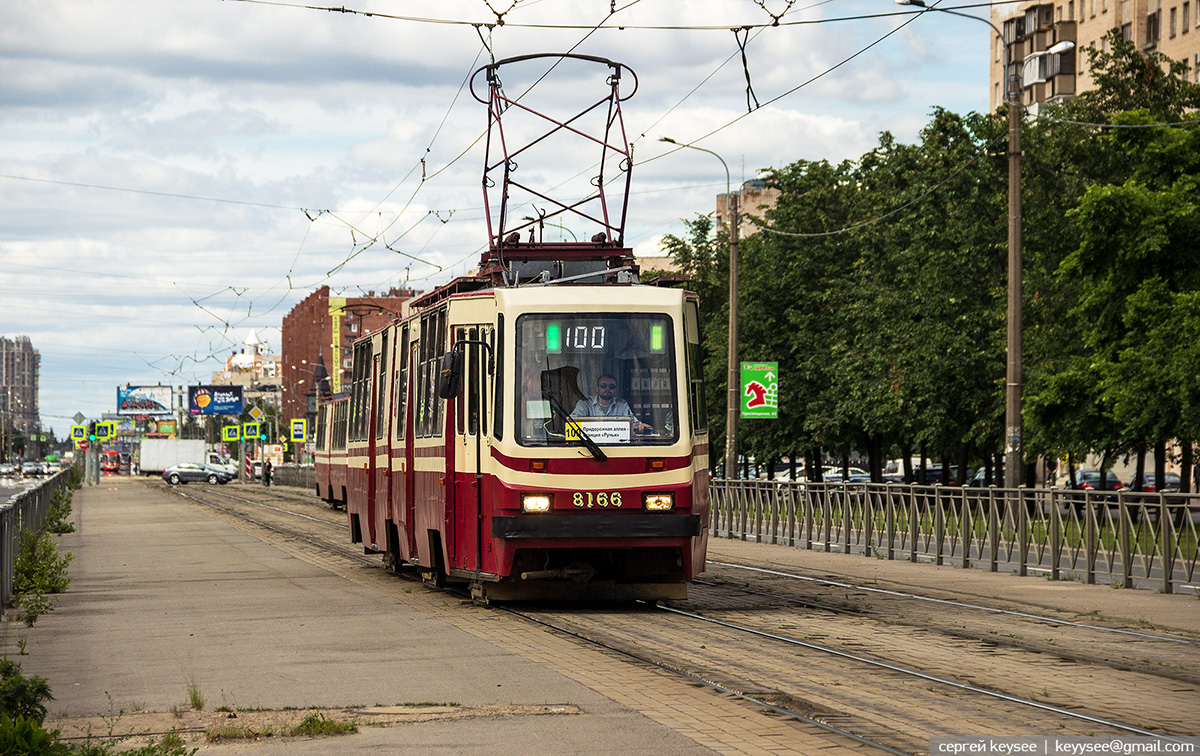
{"left": 515, "top": 313, "right": 679, "bottom": 448}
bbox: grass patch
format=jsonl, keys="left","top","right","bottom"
{"left": 289, "top": 713, "right": 357, "bottom": 736}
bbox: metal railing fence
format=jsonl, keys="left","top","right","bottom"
{"left": 710, "top": 479, "right": 1200, "bottom": 593}
{"left": 273, "top": 464, "right": 314, "bottom": 491}
{"left": 1, "top": 469, "right": 73, "bottom": 607}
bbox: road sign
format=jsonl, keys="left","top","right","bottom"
{"left": 249, "top": 406, "right": 264, "bottom": 421}
{"left": 79, "top": 440, "right": 90, "bottom": 451}
{"left": 243, "top": 422, "right": 260, "bottom": 440}
{"left": 95, "top": 421, "right": 116, "bottom": 441}
{"left": 740, "top": 362, "right": 779, "bottom": 419}
{"left": 222, "top": 425, "right": 240, "bottom": 442}
{"left": 73, "top": 412, "right": 86, "bottom": 425}
{"left": 290, "top": 418, "right": 307, "bottom": 443}
{"left": 71, "top": 425, "right": 87, "bottom": 441}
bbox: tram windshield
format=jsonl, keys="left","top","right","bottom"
{"left": 516, "top": 313, "right": 678, "bottom": 447}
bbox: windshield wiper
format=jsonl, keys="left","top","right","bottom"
{"left": 546, "top": 395, "right": 607, "bottom": 462}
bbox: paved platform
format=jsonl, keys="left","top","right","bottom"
{"left": 6, "top": 479, "right": 1197, "bottom": 754}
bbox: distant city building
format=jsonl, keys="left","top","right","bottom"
{"left": 210, "top": 330, "right": 283, "bottom": 414}
{"left": 1, "top": 335, "right": 40, "bottom": 435}
{"left": 280, "top": 286, "right": 415, "bottom": 427}
{"left": 716, "top": 180, "right": 781, "bottom": 239}
{"left": 640, "top": 179, "right": 782, "bottom": 275}
{"left": 989, "top": 0, "right": 1200, "bottom": 114}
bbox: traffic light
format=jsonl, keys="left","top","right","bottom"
{"left": 259, "top": 430, "right": 268, "bottom": 441}
{"left": 88, "top": 422, "right": 97, "bottom": 442}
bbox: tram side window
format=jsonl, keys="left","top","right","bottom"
{"left": 332, "top": 400, "right": 348, "bottom": 451}
{"left": 375, "top": 330, "right": 389, "bottom": 440}
{"left": 684, "top": 300, "right": 707, "bottom": 434}
{"left": 315, "top": 404, "right": 327, "bottom": 450}
{"left": 493, "top": 315, "right": 504, "bottom": 441}
{"left": 416, "top": 307, "right": 448, "bottom": 438}
{"left": 395, "top": 325, "right": 409, "bottom": 441}
{"left": 349, "top": 340, "right": 373, "bottom": 442}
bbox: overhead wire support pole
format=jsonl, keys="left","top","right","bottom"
{"left": 896, "top": 0, "right": 1024, "bottom": 487}
{"left": 659, "top": 136, "right": 739, "bottom": 481}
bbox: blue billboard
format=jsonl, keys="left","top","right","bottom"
{"left": 188, "top": 385, "right": 244, "bottom": 415}
{"left": 116, "top": 385, "right": 173, "bottom": 416}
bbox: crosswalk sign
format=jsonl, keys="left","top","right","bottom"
{"left": 95, "top": 421, "right": 116, "bottom": 441}
{"left": 222, "top": 425, "right": 240, "bottom": 442}
{"left": 243, "top": 422, "right": 260, "bottom": 440}
{"left": 71, "top": 425, "right": 87, "bottom": 441}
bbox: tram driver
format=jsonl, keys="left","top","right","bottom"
{"left": 571, "top": 373, "right": 652, "bottom": 433}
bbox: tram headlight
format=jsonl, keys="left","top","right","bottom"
{"left": 643, "top": 493, "right": 674, "bottom": 511}
{"left": 521, "top": 494, "right": 552, "bottom": 513}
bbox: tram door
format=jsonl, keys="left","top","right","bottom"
{"left": 451, "top": 325, "right": 493, "bottom": 573}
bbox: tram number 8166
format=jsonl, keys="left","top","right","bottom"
{"left": 572, "top": 491, "right": 623, "bottom": 509}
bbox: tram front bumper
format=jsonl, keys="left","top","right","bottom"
{"left": 492, "top": 513, "right": 701, "bottom": 540}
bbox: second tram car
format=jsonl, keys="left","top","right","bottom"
{"left": 314, "top": 393, "right": 349, "bottom": 508}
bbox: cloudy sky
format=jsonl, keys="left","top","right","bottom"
{"left": 1, "top": 0, "right": 995, "bottom": 433}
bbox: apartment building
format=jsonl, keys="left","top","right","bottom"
{"left": 0, "top": 335, "right": 40, "bottom": 435}
{"left": 989, "top": 0, "right": 1200, "bottom": 113}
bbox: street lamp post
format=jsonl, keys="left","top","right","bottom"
{"left": 897, "top": 0, "right": 1024, "bottom": 487}
{"left": 659, "top": 136, "right": 740, "bottom": 479}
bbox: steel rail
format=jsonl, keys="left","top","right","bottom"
{"left": 709, "top": 559, "right": 1200, "bottom": 646}
{"left": 656, "top": 604, "right": 1176, "bottom": 739}
{"left": 504, "top": 606, "right": 912, "bottom": 756}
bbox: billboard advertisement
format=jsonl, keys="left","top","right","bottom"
{"left": 116, "top": 385, "right": 173, "bottom": 416}
{"left": 188, "top": 385, "right": 244, "bottom": 415}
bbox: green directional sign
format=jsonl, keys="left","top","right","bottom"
{"left": 740, "top": 362, "right": 779, "bottom": 419}
{"left": 222, "top": 425, "right": 240, "bottom": 442}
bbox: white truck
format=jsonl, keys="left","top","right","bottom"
{"left": 139, "top": 438, "right": 235, "bottom": 476}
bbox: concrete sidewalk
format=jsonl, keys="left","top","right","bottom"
{"left": 7, "top": 480, "right": 729, "bottom": 755}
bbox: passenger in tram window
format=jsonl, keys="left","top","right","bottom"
{"left": 571, "top": 373, "right": 651, "bottom": 433}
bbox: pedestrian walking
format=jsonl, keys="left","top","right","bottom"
{"left": 263, "top": 459, "right": 272, "bottom": 487}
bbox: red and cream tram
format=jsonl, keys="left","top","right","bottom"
{"left": 330, "top": 267, "right": 709, "bottom": 601}
{"left": 320, "top": 53, "right": 709, "bottom": 600}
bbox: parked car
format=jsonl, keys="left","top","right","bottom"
{"left": 0, "top": 462, "right": 16, "bottom": 477}
{"left": 1063, "top": 469, "right": 1124, "bottom": 491}
{"left": 21, "top": 461, "right": 44, "bottom": 477}
{"left": 913, "top": 465, "right": 968, "bottom": 486}
{"left": 162, "top": 463, "right": 235, "bottom": 486}
{"left": 1132, "top": 472, "right": 1180, "bottom": 493}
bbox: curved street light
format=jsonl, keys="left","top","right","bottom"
{"left": 896, "top": 0, "right": 1025, "bottom": 487}
{"left": 659, "top": 136, "right": 741, "bottom": 480}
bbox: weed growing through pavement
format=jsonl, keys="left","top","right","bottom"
{"left": 185, "top": 676, "right": 205, "bottom": 711}
{"left": 289, "top": 712, "right": 357, "bottom": 736}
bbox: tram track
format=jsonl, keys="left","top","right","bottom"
{"left": 165, "top": 482, "right": 1198, "bottom": 754}
{"left": 691, "top": 558, "right": 1200, "bottom": 688}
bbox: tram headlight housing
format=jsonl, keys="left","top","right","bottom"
{"left": 521, "top": 493, "right": 552, "bottom": 513}
{"left": 643, "top": 493, "right": 674, "bottom": 511}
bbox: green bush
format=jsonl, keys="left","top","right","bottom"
{"left": 14, "top": 530, "right": 72, "bottom": 596}
{"left": 46, "top": 491, "right": 75, "bottom": 534}
{"left": 0, "top": 713, "right": 67, "bottom": 755}
{"left": 0, "top": 660, "right": 53, "bottom": 724}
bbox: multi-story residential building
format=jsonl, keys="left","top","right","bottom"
{"left": 1, "top": 335, "right": 40, "bottom": 436}
{"left": 990, "top": 0, "right": 1200, "bottom": 113}
{"left": 279, "top": 286, "right": 415, "bottom": 428}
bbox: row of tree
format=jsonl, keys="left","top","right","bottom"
{"left": 662, "top": 32, "right": 1200, "bottom": 488}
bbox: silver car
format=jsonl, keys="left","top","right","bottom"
{"left": 162, "top": 463, "right": 235, "bottom": 485}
